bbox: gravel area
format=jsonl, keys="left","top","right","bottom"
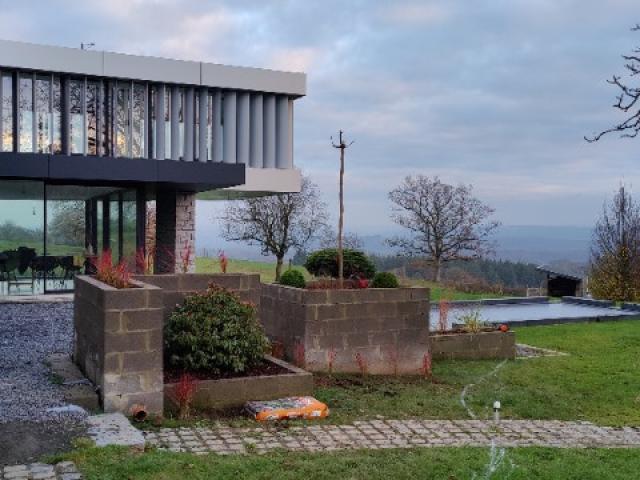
{"left": 0, "top": 303, "right": 87, "bottom": 425}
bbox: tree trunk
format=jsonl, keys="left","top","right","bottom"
{"left": 433, "top": 259, "right": 442, "bottom": 283}
{"left": 275, "top": 256, "right": 284, "bottom": 282}
{"left": 338, "top": 144, "right": 345, "bottom": 288}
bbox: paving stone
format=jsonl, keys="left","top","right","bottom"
{"left": 86, "top": 413, "right": 145, "bottom": 450}
{"left": 0, "top": 462, "right": 82, "bottom": 480}
{"left": 143, "top": 419, "right": 640, "bottom": 455}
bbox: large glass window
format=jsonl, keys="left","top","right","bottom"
{"left": 164, "top": 87, "right": 171, "bottom": 157}
{"left": 116, "top": 84, "right": 130, "bottom": 157}
{"left": 69, "top": 79, "right": 83, "bottom": 154}
{"left": 132, "top": 83, "right": 145, "bottom": 158}
{"left": 35, "top": 76, "right": 51, "bottom": 153}
{"left": 86, "top": 81, "right": 98, "bottom": 156}
{"left": 52, "top": 77, "right": 62, "bottom": 154}
{"left": 1, "top": 74, "right": 12, "bottom": 152}
{"left": 0, "top": 180, "right": 44, "bottom": 294}
{"left": 18, "top": 75, "right": 33, "bottom": 153}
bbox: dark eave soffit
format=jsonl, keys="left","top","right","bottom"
{"left": 0, "top": 152, "right": 245, "bottom": 192}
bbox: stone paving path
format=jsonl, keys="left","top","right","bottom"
{"left": 0, "top": 462, "right": 81, "bottom": 480}
{"left": 144, "top": 419, "right": 640, "bottom": 455}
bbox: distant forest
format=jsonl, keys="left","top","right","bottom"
{"left": 368, "top": 255, "right": 545, "bottom": 290}
{"left": 293, "top": 247, "right": 545, "bottom": 293}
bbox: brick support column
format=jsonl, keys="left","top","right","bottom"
{"left": 155, "top": 190, "right": 196, "bottom": 273}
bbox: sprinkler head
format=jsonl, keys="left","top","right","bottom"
{"left": 493, "top": 400, "right": 502, "bottom": 423}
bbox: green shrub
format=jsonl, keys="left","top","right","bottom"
{"left": 371, "top": 271, "right": 399, "bottom": 288}
{"left": 304, "top": 248, "right": 376, "bottom": 279}
{"left": 164, "top": 284, "right": 269, "bottom": 374}
{"left": 279, "top": 269, "right": 306, "bottom": 288}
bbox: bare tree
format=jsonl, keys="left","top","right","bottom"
{"left": 590, "top": 185, "right": 640, "bottom": 301}
{"left": 319, "top": 227, "right": 364, "bottom": 250}
{"left": 331, "top": 131, "right": 354, "bottom": 287}
{"left": 586, "top": 24, "right": 640, "bottom": 141}
{"left": 387, "top": 176, "right": 499, "bottom": 282}
{"left": 220, "top": 176, "right": 328, "bottom": 281}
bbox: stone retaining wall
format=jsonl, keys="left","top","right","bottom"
{"left": 430, "top": 331, "right": 516, "bottom": 360}
{"left": 261, "top": 284, "right": 430, "bottom": 375}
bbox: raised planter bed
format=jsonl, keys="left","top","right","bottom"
{"left": 74, "top": 275, "right": 165, "bottom": 415}
{"left": 261, "top": 283, "right": 430, "bottom": 375}
{"left": 164, "top": 355, "right": 313, "bottom": 410}
{"left": 74, "top": 273, "right": 263, "bottom": 417}
{"left": 429, "top": 330, "right": 516, "bottom": 360}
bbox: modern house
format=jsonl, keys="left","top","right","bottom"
{"left": 0, "top": 39, "right": 305, "bottom": 295}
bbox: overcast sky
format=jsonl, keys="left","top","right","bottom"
{"left": 2, "top": 0, "right": 639, "bottom": 233}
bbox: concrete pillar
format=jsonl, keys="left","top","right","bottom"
{"left": 223, "top": 91, "right": 236, "bottom": 164}
{"left": 263, "top": 94, "right": 276, "bottom": 168}
{"left": 236, "top": 92, "right": 250, "bottom": 165}
{"left": 276, "top": 95, "right": 290, "bottom": 169}
{"left": 170, "top": 85, "right": 181, "bottom": 160}
{"left": 250, "top": 94, "right": 263, "bottom": 168}
{"left": 154, "top": 190, "right": 195, "bottom": 274}
{"left": 154, "top": 84, "right": 165, "bottom": 160}
{"left": 198, "top": 88, "right": 208, "bottom": 162}
{"left": 183, "top": 87, "right": 194, "bottom": 162}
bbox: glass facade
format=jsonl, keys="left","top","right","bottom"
{"left": 0, "top": 68, "right": 294, "bottom": 168}
{"left": 0, "top": 180, "right": 140, "bottom": 295}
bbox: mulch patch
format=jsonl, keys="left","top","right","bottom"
{"left": 164, "top": 360, "right": 290, "bottom": 383}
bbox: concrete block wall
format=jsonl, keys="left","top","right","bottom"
{"left": 261, "top": 285, "right": 430, "bottom": 375}
{"left": 74, "top": 275, "right": 165, "bottom": 415}
{"left": 133, "top": 273, "right": 261, "bottom": 323}
{"left": 430, "top": 331, "right": 516, "bottom": 360}
{"left": 75, "top": 273, "right": 261, "bottom": 416}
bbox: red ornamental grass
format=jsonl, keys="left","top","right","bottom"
{"left": 94, "top": 250, "right": 131, "bottom": 289}
{"left": 438, "top": 298, "right": 450, "bottom": 332}
{"left": 135, "top": 246, "right": 154, "bottom": 275}
{"left": 171, "top": 373, "right": 198, "bottom": 420}
{"left": 179, "top": 242, "right": 193, "bottom": 273}
{"left": 387, "top": 346, "right": 399, "bottom": 377}
{"left": 293, "top": 341, "right": 306, "bottom": 368}
{"left": 422, "top": 351, "right": 433, "bottom": 380}
{"left": 218, "top": 250, "right": 228, "bottom": 274}
{"left": 355, "top": 352, "right": 368, "bottom": 377}
{"left": 327, "top": 347, "right": 337, "bottom": 375}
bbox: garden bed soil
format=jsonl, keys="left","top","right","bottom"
{"left": 164, "top": 360, "right": 290, "bottom": 383}
{"left": 432, "top": 326, "right": 501, "bottom": 335}
{"left": 164, "top": 355, "right": 314, "bottom": 410}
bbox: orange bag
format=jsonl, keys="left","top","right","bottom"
{"left": 245, "top": 396, "right": 329, "bottom": 421}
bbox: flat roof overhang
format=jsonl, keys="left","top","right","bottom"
{"left": 0, "top": 153, "right": 245, "bottom": 192}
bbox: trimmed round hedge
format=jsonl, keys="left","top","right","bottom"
{"left": 371, "top": 271, "right": 399, "bottom": 288}
{"left": 279, "top": 269, "right": 306, "bottom": 288}
{"left": 164, "top": 284, "right": 269, "bottom": 374}
{"left": 304, "top": 248, "right": 376, "bottom": 279}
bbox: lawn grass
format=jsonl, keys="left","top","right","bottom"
{"left": 151, "top": 320, "right": 640, "bottom": 429}
{"left": 194, "top": 257, "right": 499, "bottom": 301}
{"left": 59, "top": 445, "right": 640, "bottom": 480}
{"left": 195, "top": 257, "right": 309, "bottom": 284}
{"left": 410, "top": 279, "right": 503, "bottom": 301}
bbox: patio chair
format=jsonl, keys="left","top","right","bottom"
{"left": 59, "top": 255, "right": 82, "bottom": 282}
{"left": 1, "top": 250, "right": 34, "bottom": 294}
{"left": 31, "top": 255, "right": 60, "bottom": 282}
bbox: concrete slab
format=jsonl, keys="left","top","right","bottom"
{"left": 86, "top": 413, "right": 145, "bottom": 450}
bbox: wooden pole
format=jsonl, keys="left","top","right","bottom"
{"left": 332, "top": 130, "right": 353, "bottom": 289}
